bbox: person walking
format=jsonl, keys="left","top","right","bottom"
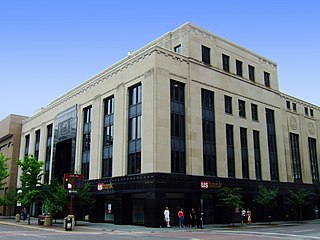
{"left": 189, "top": 208, "right": 196, "bottom": 227}
{"left": 241, "top": 208, "right": 246, "bottom": 224}
{"left": 196, "top": 208, "right": 202, "bottom": 229}
{"left": 246, "top": 208, "right": 252, "bottom": 224}
{"left": 178, "top": 208, "right": 185, "bottom": 228}
{"left": 164, "top": 206, "right": 171, "bottom": 227}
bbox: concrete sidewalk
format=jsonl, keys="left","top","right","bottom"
{"left": 1, "top": 216, "right": 319, "bottom": 233}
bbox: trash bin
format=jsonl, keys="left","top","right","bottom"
{"left": 44, "top": 214, "right": 52, "bottom": 227}
{"left": 15, "top": 214, "right": 20, "bottom": 222}
{"left": 38, "top": 215, "right": 45, "bottom": 225}
{"left": 64, "top": 217, "right": 72, "bottom": 231}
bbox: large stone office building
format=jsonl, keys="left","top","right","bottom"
{"left": 0, "top": 114, "right": 28, "bottom": 216}
{"left": 19, "top": 23, "right": 320, "bottom": 226}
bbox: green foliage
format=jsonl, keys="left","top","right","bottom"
{"left": 254, "top": 185, "right": 278, "bottom": 208}
{"left": 0, "top": 153, "right": 10, "bottom": 190}
{"left": 17, "top": 155, "right": 44, "bottom": 207}
{"left": 75, "top": 182, "right": 93, "bottom": 207}
{"left": 0, "top": 189, "right": 17, "bottom": 206}
{"left": 218, "top": 187, "right": 243, "bottom": 211}
{"left": 40, "top": 178, "right": 68, "bottom": 217}
{"left": 287, "top": 188, "right": 310, "bottom": 208}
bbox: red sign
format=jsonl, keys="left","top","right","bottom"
{"left": 64, "top": 173, "right": 84, "bottom": 189}
{"left": 97, "top": 182, "right": 113, "bottom": 191}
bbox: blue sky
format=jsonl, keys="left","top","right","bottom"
{"left": 1, "top": 0, "right": 319, "bottom": 120}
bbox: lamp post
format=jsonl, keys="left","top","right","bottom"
{"left": 67, "top": 183, "right": 73, "bottom": 215}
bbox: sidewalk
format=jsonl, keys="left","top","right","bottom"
{"left": 1, "top": 216, "right": 319, "bottom": 233}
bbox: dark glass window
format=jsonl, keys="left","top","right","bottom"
{"left": 82, "top": 106, "right": 92, "bottom": 179}
{"left": 222, "top": 54, "right": 230, "bottom": 72}
{"left": 171, "top": 80, "right": 186, "bottom": 174}
{"left": 226, "top": 124, "right": 235, "bottom": 178}
{"left": 202, "top": 45, "right": 211, "bottom": 64}
{"left": 286, "top": 101, "right": 291, "bottom": 110}
{"left": 34, "top": 130, "right": 40, "bottom": 160}
{"left": 309, "top": 138, "right": 319, "bottom": 183}
{"left": 248, "top": 65, "right": 255, "bottom": 81}
{"left": 266, "top": 108, "right": 279, "bottom": 180}
{"left": 201, "top": 89, "right": 216, "bottom": 176}
{"left": 225, "top": 95, "right": 232, "bottom": 114}
{"left": 305, "top": 107, "right": 309, "bottom": 116}
{"left": 253, "top": 130, "right": 262, "bottom": 180}
{"left": 251, "top": 103, "right": 258, "bottom": 121}
{"left": 238, "top": 100, "right": 246, "bottom": 118}
{"left": 236, "top": 60, "right": 243, "bottom": 77}
{"left": 290, "top": 133, "right": 302, "bottom": 182}
{"left": 264, "top": 71, "right": 270, "bottom": 87}
{"left": 174, "top": 44, "right": 182, "bottom": 54}
{"left": 310, "top": 109, "right": 314, "bottom": 117}
{"left": 24, "top": 135, "right": 30, "bottom": 156}
{"left": 102, "top": 96, "right": 114, "bottom": 178}
{"left": 128, "top": 83, "right": 142, "bottom": 175}
{"left": 240, "top": 127, "right": 249, "bottom": 179}
{"left": 44, "top": 124, "right": 52, "bottom": 184}
{"left": 292, "top": 103, "right": 297, "bottom": 112}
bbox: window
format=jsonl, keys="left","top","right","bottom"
{"left": 82, "top": 106, "right": 92, "bottom": 179}
{"left": 240, "top": 128, "right": 249, "bottom": 179}
{"left": 309, "top": 138, "right": 319, "bottom": 183}
{"left": 305, "top": 107, "right": 309, "bottom": 116}
{"left": 266, "top": 108, "right": 279, "bottom": 181}
{"left": 310, "top": 109, "right": 314, "bottom": 117}
{"left": 34, "top": 130, "right": 40, "bottom": 160}
{"left": 102, "top": 96, "right": 114, "bottom": 178}
{"left": 201, "top": 89, "right": 216, "bottom": 176}
{"left": 44, "top": 124, "right": 53, "bottom": 184}
{"left": 248, "top": 65, "right": 255, "bottom": 81}
{"left": 290, "top": 133, "right": 302, "bottom": 182}
{"left": 225, "top": 95, "right": 232, "bottom": 114}
{"left": 264, "top": 71, "right": 270, "bottom": 87}
{"left": 202, "top": 45, "right": 210, "bottom": 64}
{"left": 286, "top": 101, "right": 291, "bottom": 110}
{"left": 174, "top": 44, "right": 181, "bottom": 54}
{"left": 292, "top": 103, "right": 297, "bottom": 112}
{"left": 238, "top": 100, "right": 246, "bottom": 118}
{"left": 253, "top": 130, "right": 262, "bottom": 180}
{"left": 251, "top": 103, "right": 258, "bottom": 121}
{"left": 24, "top": 134, "right": 30, "bottom": 156}
{"left": 226, "top": 124, "right": 235, "bottom": 178}
{"left": 222, "top": 54, "right": 230, "bottom": 72}
{"left": 128, "top": 83, "right": 142, "bottom": 175}
{"left": 171, "top": 80, "right": 186, "bottom": 174}
{"left": 236, "top": 60, "right": 243, "bottom": 77}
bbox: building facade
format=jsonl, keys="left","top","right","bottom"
{"left": 0, "top": 114, "right": 28, "bottom": 216}
{"left": 18, "top": 23, "right": 320, "bottom": 226}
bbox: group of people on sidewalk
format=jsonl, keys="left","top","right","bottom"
{"left": 241, "top": 208, "right": 252, "bottom": 224}
{"left": 164, "top": 207, "right": 203, "bottom": 228}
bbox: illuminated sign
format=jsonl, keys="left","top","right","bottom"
{"left": 97, "top": 182, "right": 113, "bottom": 191}
{"left": 200, "top": 181, "right": 222, "bottom": 189}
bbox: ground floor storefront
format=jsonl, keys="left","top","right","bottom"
{"left": 87, "top": 173, "right": 320, "bottom": 227}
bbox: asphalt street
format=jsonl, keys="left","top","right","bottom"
{"left": 1, "top": 217, "right": 320, "bottom": 239}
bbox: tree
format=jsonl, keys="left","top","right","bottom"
{"left": 254, "top": 185, "right": 278, "bottom": 223}
{"left": 218, "top": 187, "right": 243, "bottom": 225}
{"left": 40, "top": 178, "right": 68, "bottom": 225}
{"left": 287, "top": 188, "right": 310, "bottom": 222}
{"left": 17, "top": 155, "right": 44, "bottom": 224}
{"left": 0, "top": 153, "right": 9, "bottom": 190}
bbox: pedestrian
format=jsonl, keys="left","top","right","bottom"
{"left": 196, "top": 208, "right": 202, "bottom": 229}
{"left": 189, "top": 208, "right": 196, "bottom": 227}
{"left": 178, "top": 208, "right": 185, "bottom": 228}
{"left": 21, "top": 207, "right": 27, "bottom": 221}
{"left": 241, "top": 208, "right": 246, "bottom": 224}
{"left": 246, "top": 208, "right": 252, "bottom": 224}
{"left": 164, "top": 206, "right": 171, "bottom": 228}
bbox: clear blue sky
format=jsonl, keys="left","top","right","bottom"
{"left": 1, "top": 0, "right": 319, "bottom": 120}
